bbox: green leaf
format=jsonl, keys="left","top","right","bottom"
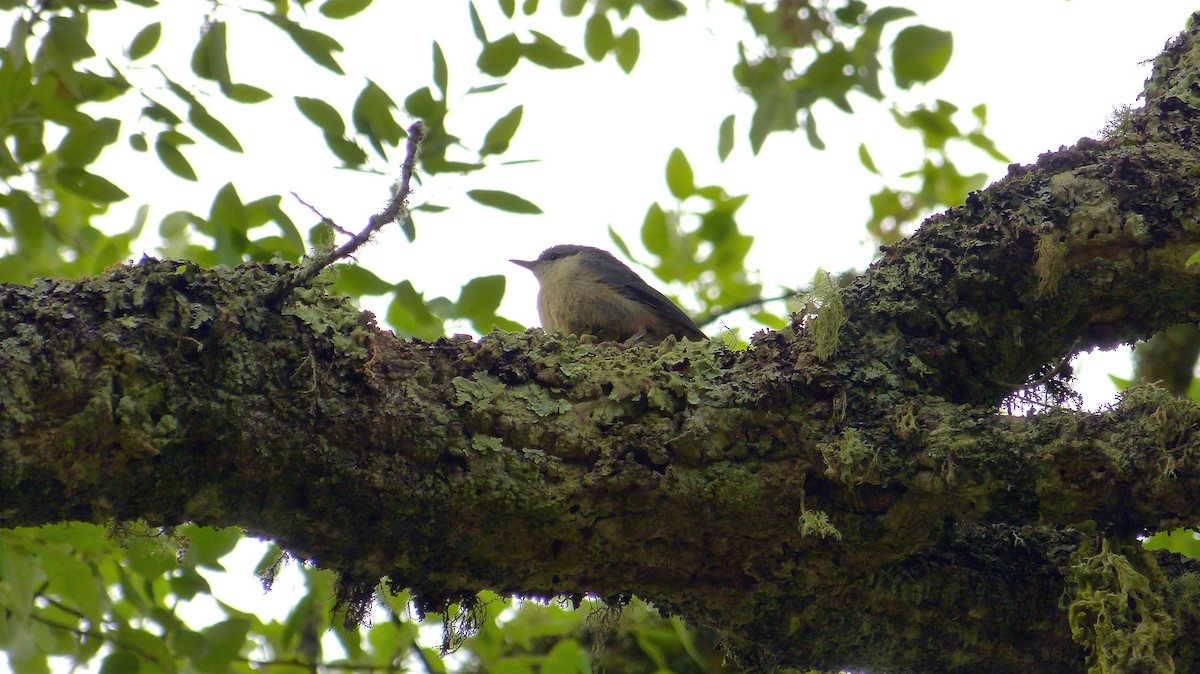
{"left": 178, "top": 524, "right": 241, "bottom": 570}
{"left": 1187, "top": 248, "right": 1200, "bottom": 267}
{"left": 523, "top": 31, "right": 584, "bottom": 69}
{"left": 192, "top": 618, "right": 251, "bottom": 674}
{"left": 561, "top": 0, "right": 586, "bottom": 16}
{"left": 867, "top": 6, "right": 917, "bottom": 26}
{"left": 432, "top": 41, "right": 449, "bottom": 94}
{"left": 544, "top": 638, "right": 590, "bottom": 672}
{"left": 478, "top": 34, "right": 522, "bottom": 76}
{"left": 467, "top": 83, "right": 506, "bottom": 95}
{"left": 499, "top": 0, "right": 516, "bottom": 18}
{"left": 893, "top": 25, "right": 953, "bottom": 88}
{"left": 210, "top": 183, "right": 248, "bottom": 264}
{"left": 523, "top": 0, "right": 539, "bottom": 14}
{"left": 584, "top": 12, "right": 614, "bottom": 61}
{"left": 115, "top": 627, "right": 177, "bottom": 674}
{"left": 1108, "top": 373, "right": 1132, "bottom": 391}
{"left": 718, "top": 114, "right": 735, "bottom": 162}
{"left": 608, "top": 225, "right": 633, "bottom": 260}
{"left": 168, "top": 566, "right": 212, "bottom": 600}
{"left": 189, "top": 105, "right": 243, "bottom": 152}
{"left": 966, "top": 131, "right": 1010, "bottom": 163}
{"left": 858, "top": 143, "right": 879, "bottom": 174}
{"left": 457, "top": 275, "right": 506, "bottom": 328}
{"left": 469, "top": 2, "right": 487, "bottom": 42}
{"left": 227, "top": 83, "right": 271, "bottom": 103}
{"left": 1143, "top": 529, "right": 1200, "bottom": 559}
{"left": 45, "top": 15, "right": 96, "bottom": 63}
{"left": 56, "top": 168, "right": 129, "bottom": 202}
{"left": 480, "top": 105, "right": 523, "bottom": 156}
{"left": 387, "top": 281, "right": 444, "bottom": 340}
{"left": 191, "top": 21, "right": 232, "bottom": 92}
{"left": 613, "top": 28, "right": 640, "bottom": 73}
{"left": 665, "top": 148, "right": 694, "bottom": 199}
{"left": 320, "top": 0, "right": 373, "bottom": 19}
{"left": 353, "top": 80, "right": 403, "bottom": 157}
{"left": 334, "top": 265, "right": 395, "bottom": 296}
{"left": 8, "top": 190, "right": 44, "bottom": 251}
{"left": 295, "top": 96, "right": 346, "bottom": 136}
{"left": 98, "top": 650, "right": 140, "bottom": 674}
{"left": 142, "top": 102, "right": 182, "bottom": 125}
{"left": 640, "top": 0, "right": 686, "bottom": 20}
{"left": 155, "top": 137, "right": 198, "bottom": 181}
{"left": 467, "top": 189, "right": 542, "bottom": 214}
{"left": 259, "top": 14, "right": 345, "bottom": 74}
{"left": 39, "top": 548, "right": 104, "bottom": 622}
{"left": 324, "top": 134, "right": 368, "bottom": 166}
{"left": 57, "top": 117, "right": 120, "bottom": 168}
{"left": 128, "top": 22, "right": 161, "bottom": 60}
{"left": 641, "top": 202, "right": 668, "bottom": 255}
{"left": 403, "top": 87, "right": 440, "bottom": 119}
{"left": 803, "top": 110, "right": 825, "bottom": 150}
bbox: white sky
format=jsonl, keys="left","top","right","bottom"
{"left": 71, "top": 1, "right": 1194, "bottom": 407}
{"left": 4, "top": 2, "right": 1199, "bottom": 670}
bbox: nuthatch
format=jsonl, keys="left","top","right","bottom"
{"left": 511, "top": 244, "right": 707, "bottom": 344}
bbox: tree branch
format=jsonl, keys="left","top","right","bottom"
{"left": 4, "top": 14, "right": 1200, "bottom": 674}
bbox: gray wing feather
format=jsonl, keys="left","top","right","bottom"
{"left": 578, "top": 251, "right": 707, "bottom": 340}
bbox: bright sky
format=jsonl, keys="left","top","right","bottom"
{"left": 229, "top": 2, "right": 1193, "bottom": 406}
{"left": 60, "top": 2, "right": 1195, "bottom": 408}
{"left": 6, "top": 1, "right": 1199, "bottom": 669}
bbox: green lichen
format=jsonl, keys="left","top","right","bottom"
{"left": 1035, "top": 234, "right": 1068, "bottom": 298}
{"left": 1064, "top": 539, "right": 1176, "bottom": 674}
{"left": 511, "top": 384, "right": 573, "bottom": 418}
{"left": 892, "top": 402, "right": 918, "bottom": 441}
{"left": 452, "top": 374, "right": 505, "bottom": 407}
{"left": 1145, "top": 27, "right": 1200, "bottom": 109}
{"left": 471, "top": 435, "right": 504, "bottom": 453}
{"left": 807, "top": 271, "right": 845, "bottom": 361}
{"left": 797, "top": 506, "right": 842, "bottom": 541}
{"left": 1101, "top": 104, "right": 1140, "bottom": 142}
{"left": 819, "top": 428, "right": 879, "bottom": 486}
{"left": 280, "top": 283, "right": 373, "bottom": 360}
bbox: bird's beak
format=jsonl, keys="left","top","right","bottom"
{"left": 510, "top": 259, "right": 535, "bottom": 270}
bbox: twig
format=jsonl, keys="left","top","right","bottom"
{"left": 994, "top": 337, "right": 1082, "bottom": 392}
{"left": 292, "top": 191, "right": 355, "bottom": 238}
{"left": 695, "top": 290, "right": 797, "bottom": 329}
{"left": 277, "top": 120, "right": 426, "bottom": 296}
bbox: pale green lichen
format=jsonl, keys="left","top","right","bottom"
{"left": 1101, "top": 104, "right": 1139, "bottom": 142}
{"left": 819, "top": 428, "right": 879, "bottom": 486}
{"left": 1034, "top": 234, "right": 1068, "bottom": 298}
{"left": 797, "top": 507, "right": 842, "bottom": 541}
{"left": 807, "top": 271, "right": 845, "bottom": 361}
{"left": 892, "top": 402, "right": 918, "bottom": 441}
{"left": 471, "top": 435, "right": 504, "bottom": 453}
{"left": 281, "top": 283, "right": 372, "bottom": 360}
{"left": 1064, "top": 539, "right": 1176, "bottom": 674}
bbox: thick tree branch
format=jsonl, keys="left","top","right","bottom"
{"left": 5, "top": 15, "right": 1200, "bottom": 674}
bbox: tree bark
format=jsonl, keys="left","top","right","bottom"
{"left": 4, "top": 15, "right": 1200, "bottom": 674}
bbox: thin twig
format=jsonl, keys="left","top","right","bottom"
{"left": 994, "top": 337, "right": 1082, "bottom": 392}
{"left": 695, "top": 290, "right": 797, "bottom": 329}
{"left": 292, "top": 191, "right": 355, "bottom": 238}
{"left": 277, "top": 120, "right": 426, "bottom": 296}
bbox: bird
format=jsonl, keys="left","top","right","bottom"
{"left": 511, "top": 244, "right": 707, "bottom": 344}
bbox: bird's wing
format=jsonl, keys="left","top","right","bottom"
{"left": 578, "top": 253, "right": 707, "bottom": 340}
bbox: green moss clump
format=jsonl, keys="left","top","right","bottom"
{"left": 1064, "top": 539, "right": 1176, "bottom": 674}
